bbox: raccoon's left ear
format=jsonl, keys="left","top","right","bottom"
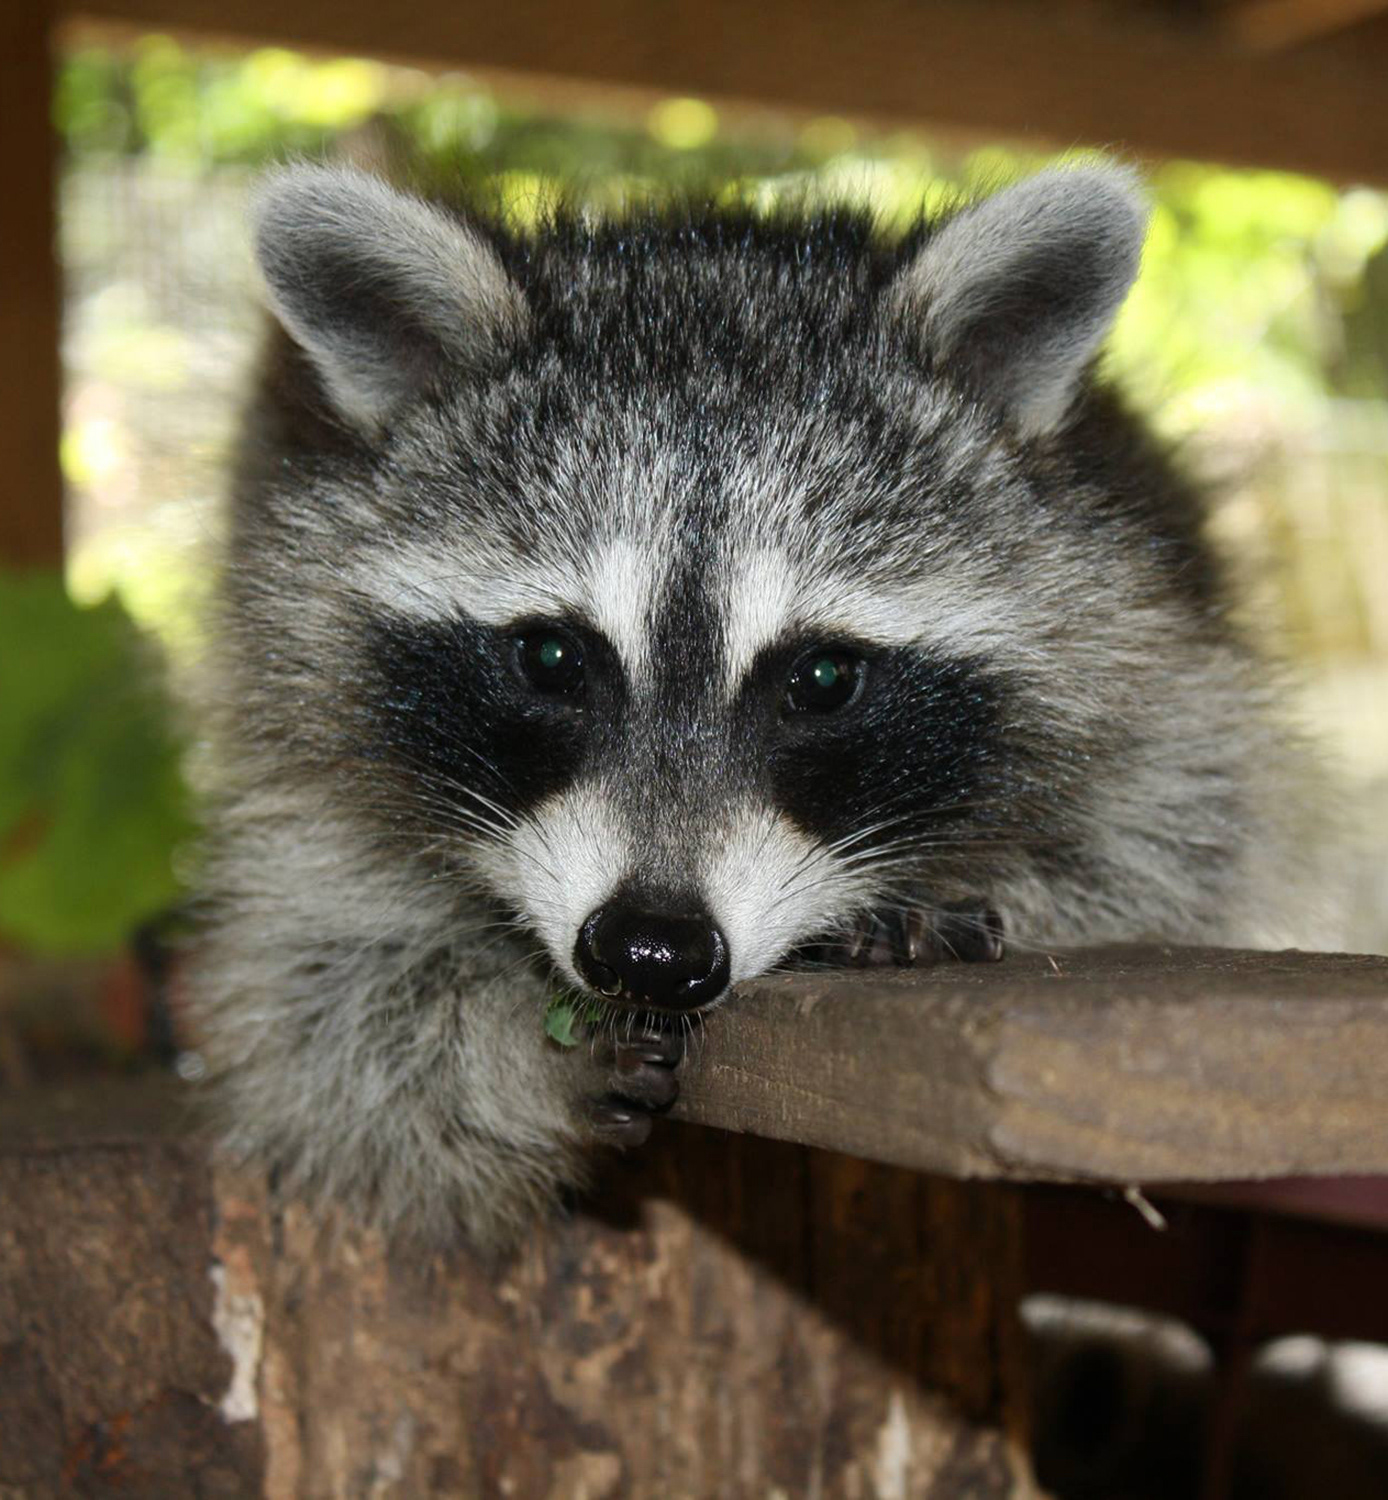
{"left": 252, "top": 165, "right": 528, "bottom": 431}
{"left": 889, "top": 164, "right": 1149, "bottom": 438}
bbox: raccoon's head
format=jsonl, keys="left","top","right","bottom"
{"left": 242, "top": 162, "right": 1156, "bottom": 1011}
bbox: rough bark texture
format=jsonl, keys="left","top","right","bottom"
{"left": 0, "top": 1083, "right": 1037, "bottom": 1499}
{"left": 0, "top": 1110, "right": 261, "bottom": 1496}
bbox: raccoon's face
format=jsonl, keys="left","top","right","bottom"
{"left": 351, "top": 452, "right": 1012, "bottom": 1008}
{"left": 245, "top": 163, "right": 1150, "bottom": 1009}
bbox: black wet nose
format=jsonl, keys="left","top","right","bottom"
{"left": 574, "top": 903, "right": 730, "bottom": 1010}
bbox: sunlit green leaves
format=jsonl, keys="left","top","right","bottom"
{"left": 56, "top": 38, "right": 390, "bottom": 165}
{"left": 0, "top": 573, "right": 194, "bottom": 954}
{"left": 1107, "top": 162, "right": 1388, "bottom": 431}
{"left": 54, "top": 39, "right": 1388, "bottom": 436}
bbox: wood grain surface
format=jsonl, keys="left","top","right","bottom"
{"left": 4, "top": 945, "right": 1386, "bottom": 1493}
{"left": 674, "top": 946, "right": 1388, "bottom": 1183}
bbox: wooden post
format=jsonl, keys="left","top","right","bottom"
{"left": 56, "top": 0, "right": 1388, "bottom": 183}
{"left": 674, "top": 947, "right": 1388, "bottom": 1182}
{"left": 0, "top": 0, "right": 65, "bottom": 570}
{"left": 0, "top": 0, "right": 65, "bottom": 571}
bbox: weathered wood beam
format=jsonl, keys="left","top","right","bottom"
{"left": 0, "top": 0, "right": 65, "bottom": 569}
{"left": 57, "top": 0, "right": 1388, "bottom": 183}
{"left": 673, "top": 946, "right": 1388, "bottom": 1184}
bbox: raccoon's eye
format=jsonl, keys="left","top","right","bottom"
{"left": 785, "top": 650, "right": 864, "bottom": 715}
{"left": 518, "top": 630, "right": 585, "bottom": 697}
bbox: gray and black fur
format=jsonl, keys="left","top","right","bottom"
{"left": 189, "top": 161, "right": 1335, "bottom": 1246}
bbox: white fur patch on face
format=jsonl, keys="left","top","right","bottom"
{"left": 813, "top": 575, "right": 1031, "bottom": 658}
{"left": 348, "top": 539, "right": 572, "bottom": 625}
{"left": 583, "top": 537, "right": 661, "bottom": 677}
{"left": 701, "top": 806, "right": 874, "bottom": 982}
{"left": 476, "top": 788, "right": 874, "bottom": 994}
{"left": 472, "top": 781, "right": 632, "bottom": 986}
{"left": 350, "top": 535, "right": 662, "bottom": 681}
{"left": 717, "top": 552, "right": 1031, "bottom": 696}
{"left": 719, "top": 548, "right": 799, "bottom": 685}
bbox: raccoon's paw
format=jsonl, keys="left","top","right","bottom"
{"left": 926, "top": 899, "right": 1006, "bottom": 963}
{"left": 813, "top": 899, "right": 1005, "bottom": 968}
{"left": 581, "top": 1027, "right": 685, "bottom": 1148}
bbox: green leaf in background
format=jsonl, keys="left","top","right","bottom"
{"left": 0, "top": 572, "right": 194, "bottom": 955}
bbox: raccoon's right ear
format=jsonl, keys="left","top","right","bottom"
{"left": 251, "top": 165, "right": 527, "bottom": 430}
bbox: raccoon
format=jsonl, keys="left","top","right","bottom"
{"left": 189, "top": 159, "right": 1330, "bottom": 1247}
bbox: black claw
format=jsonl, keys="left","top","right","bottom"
{"left": 611, "top": 1041, "right": 681, "bottom": 1112}
{"left": 849, "top": 912, "right": 895, "bottom": 967}
{"left": 936, "top": 900, "right": 1006, "bottom": 963}
{"left": 585, "top": 1027, "right": 685, "bottom": 1148}
{"left": 804, "top": 899, "right": 1006, "bottom": 969}
{"left": 902, "top": 907, "right": 931, "bottom": 964}
{"left": 613, "top": 1029, "right": 684, "bottom": 1071}
{"left": 587, "top": 1096, "right": 654, "bottom": 1147}
{"left": 815, "top": 911, "right": 902, "bottom": 968}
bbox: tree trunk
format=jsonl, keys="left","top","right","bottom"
{"left": 0, "top": 1082, "right": 1039, "bottom": 1498}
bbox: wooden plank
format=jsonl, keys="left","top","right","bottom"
{"left": 0, "top": 0, "right": 65, "bottom": 569}
{"left": 672, "top": 946, "right": 1388, "bottom": 1184}
{"left": 56, "top": 0, "right": 1388, "bottom": 183}
{"left": 0, "top": 1084, "right": 1038, "bottom": 1498}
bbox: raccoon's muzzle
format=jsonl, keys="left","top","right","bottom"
{"left": 575, "top": 901, "right": 730, "bottom": 1010}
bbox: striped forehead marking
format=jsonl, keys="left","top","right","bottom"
{"left": 351, "top": 535, "right": 1030, "bottom": 686}
{"left": 348, "top": 535, "right": 662, "bottom": 674}
{"left": 719, "top": 549, "right": 801, "bottom": 685}
{"left": 717, "top": 549, "right": 1036, "bottom": 691}
{"left": 583, "top": 537, "right": 661, "bottom": 676}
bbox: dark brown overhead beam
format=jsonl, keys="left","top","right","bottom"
{"left": 58, "top": 0, "right": 1388, "bottom": 183}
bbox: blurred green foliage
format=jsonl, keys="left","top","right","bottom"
{"left": 55, "top": 36, "right": 1388, "bottom": 431}
{"left": 0, "top": 573, "right": 193, "bottom": 954}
